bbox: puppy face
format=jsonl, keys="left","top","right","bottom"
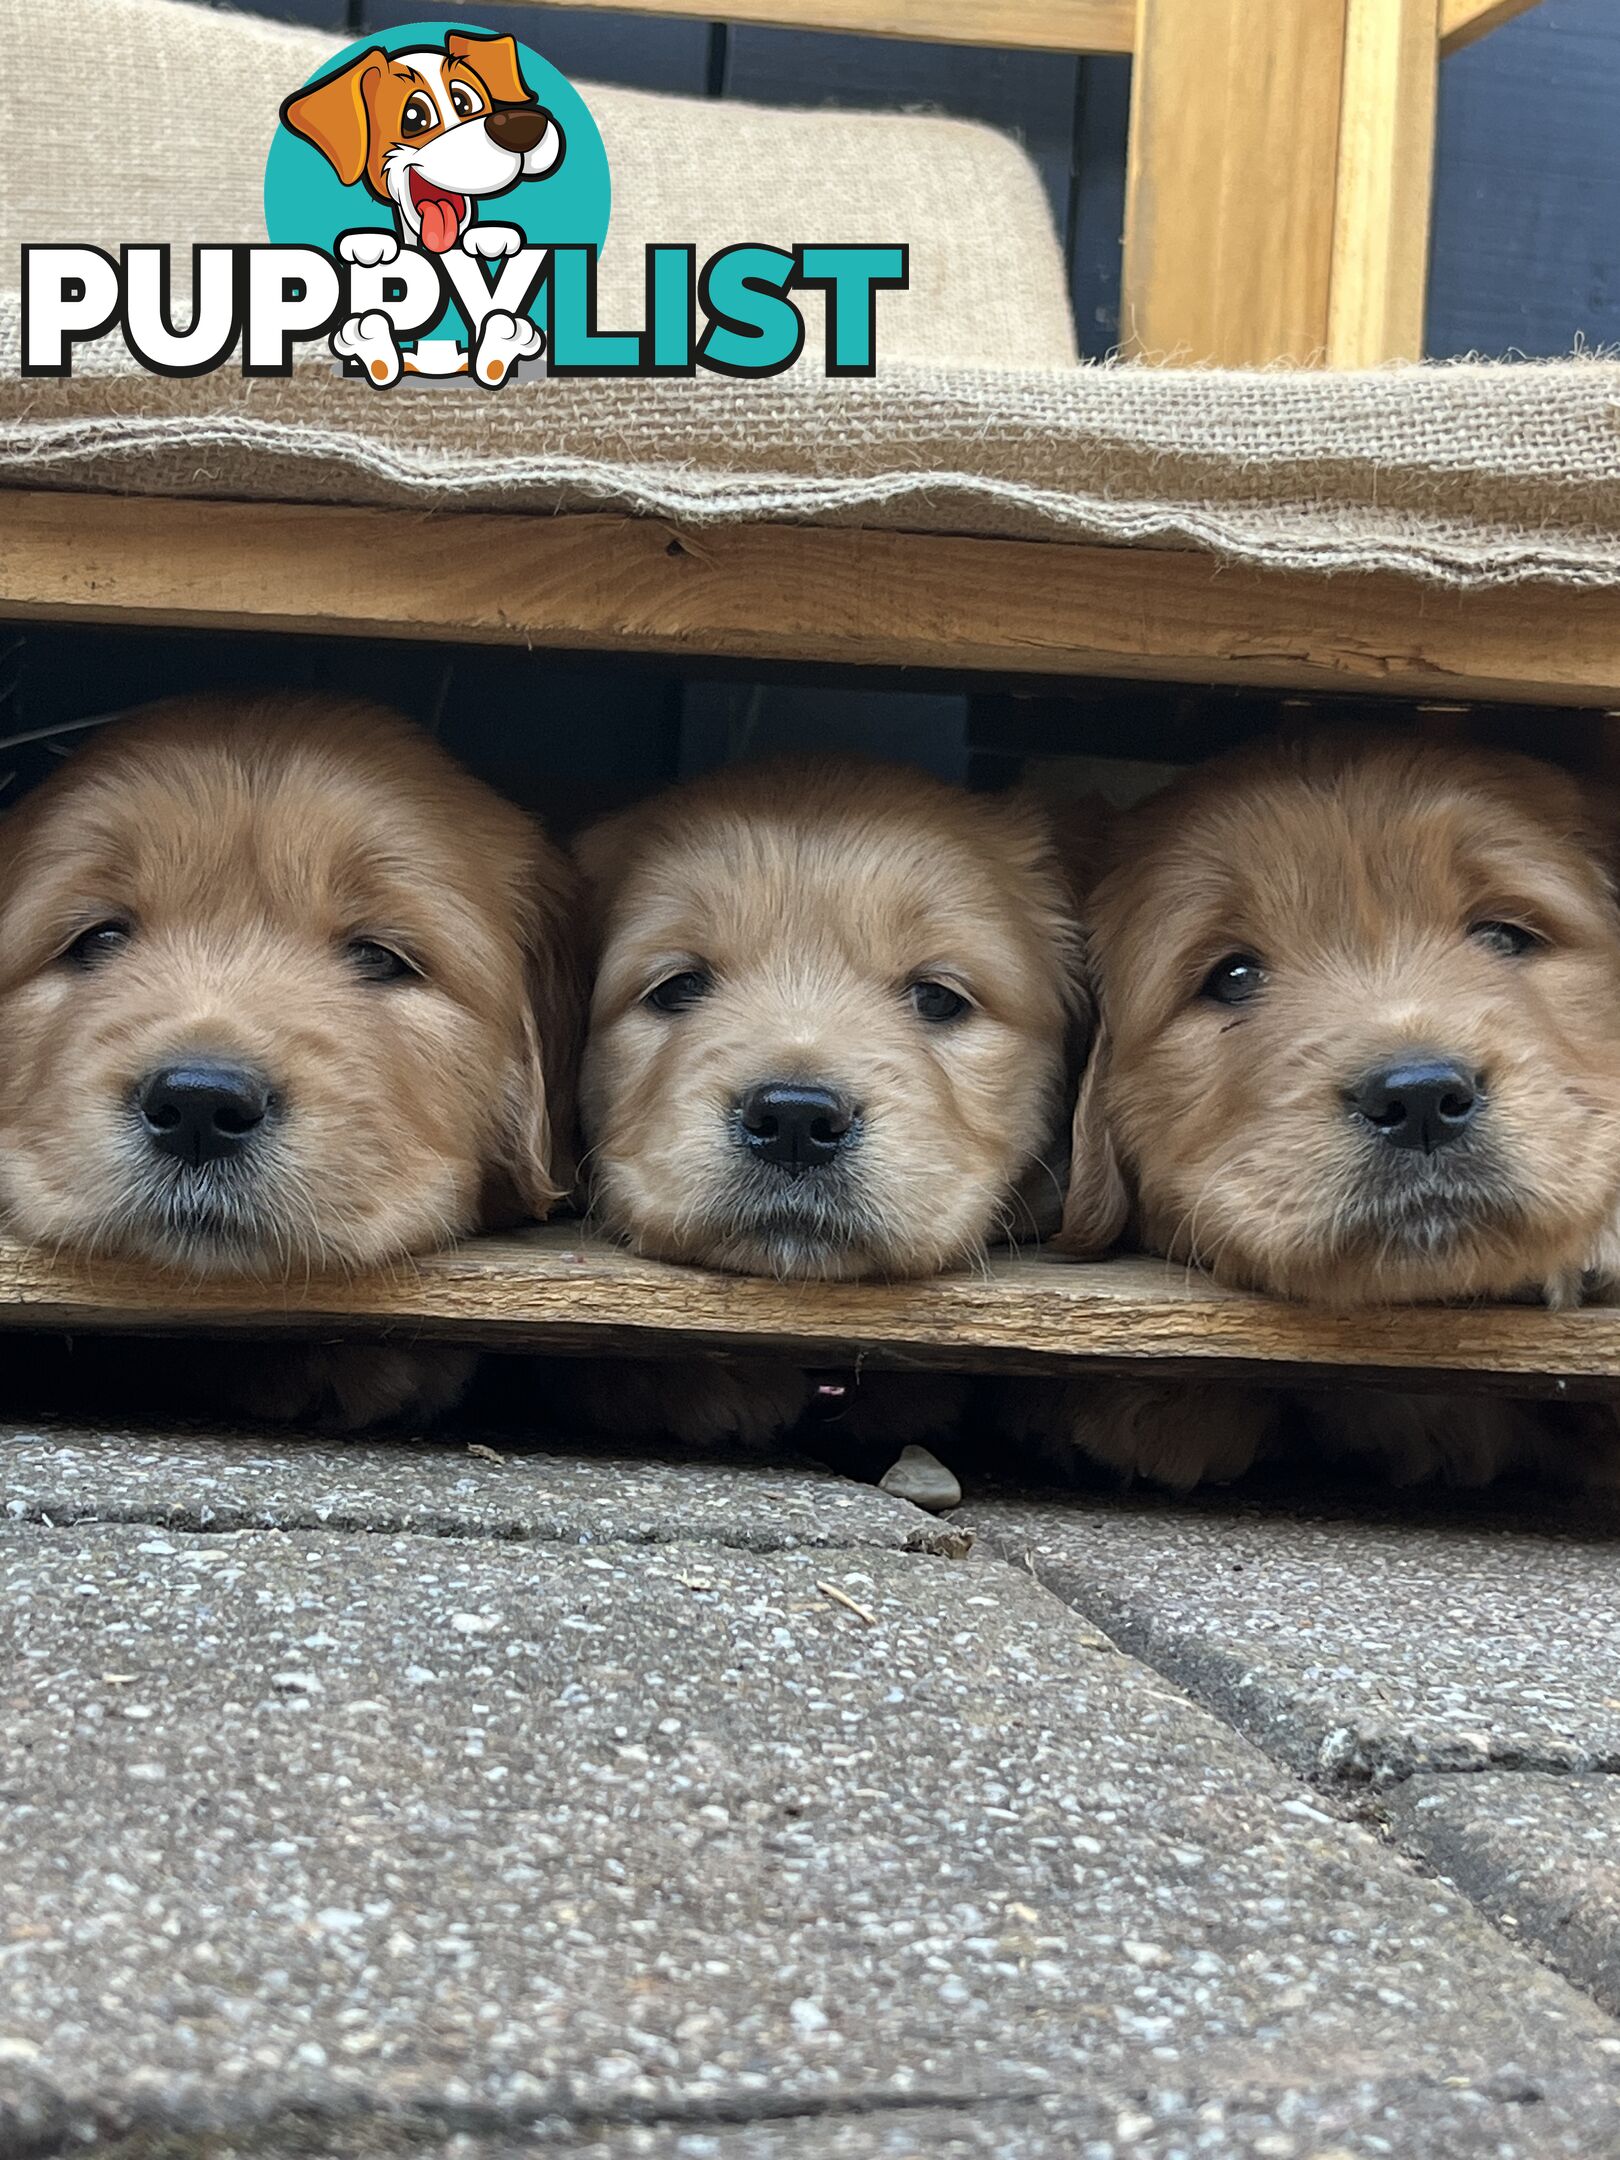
{"left": 578, "top": 761, "right": 1083, "bottom": 1281}
{"left": 1062, "top": 735, "right": 1620, "bottom": 1306}
{"left": 281, "top": 34, "right": 563, "bottom": 252}
{"left": 0, "top": 696, "right": 579, "bottom": 1275}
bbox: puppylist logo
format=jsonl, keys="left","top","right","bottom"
{"left": 20, "top": 21, "right": 909, "bottom": 387}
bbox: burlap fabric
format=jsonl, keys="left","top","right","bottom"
{"left": 8, "top": 310, "right": 1620, "bottom": 585}
{"left": 0, "top": 0, "right": 1077, "bottom": 372}
{"left": 3, "top": 0, "right": 1620, "bottom": 587}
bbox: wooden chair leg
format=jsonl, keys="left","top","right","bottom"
{"left": 1328, "top": 0, "right": 1440, "bottom": 367}
{"left": 1121, "top": 0, "right": 1350, "bottom": 365}
{"left": 1121, "top": 0, "right": 1439, "bottom": 368}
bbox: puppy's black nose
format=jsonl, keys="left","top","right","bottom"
{"left": 485, "top": 106, "right": 549, "bottom": 152}
{"left": 1347, "top": 1058, "right": 1482, "bottom": 1153}
{"left": 138, "top": 1063, "right": 271, "bottom": 1167}
{"left": 736, "top": 1082, "right": 856, "bottom": 1172}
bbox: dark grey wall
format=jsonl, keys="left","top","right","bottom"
{"left": 1428, "top": 0, "right": 1620, "bottom": 357}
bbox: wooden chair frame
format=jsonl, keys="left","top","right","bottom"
{"left": 3, "top": 0, "right": 1606, "bottom": 1391}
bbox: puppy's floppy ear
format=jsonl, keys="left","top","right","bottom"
{"left": 281, "top": 50, "right": 382, "bottom": 187}
{"left": 491, "top": 840, "right": 588, "bottom": 1224}
{"left": 1037, "top": 790, "right": 1131, "bottom": 1252}
{"left": 1054, "top": 970, "right": 1132, "bottom": 1258}
{"left": 1043, "top": 793, "right": 1115, "bottom": 918}
{"left": 448, "top": 30, "right": 536, "bottom": 106}
{"left": 1584, "top": 776, "right": 1620, "bottom": 901}
{"left": 571, "top": 802, "right": 643, "bottom": 927}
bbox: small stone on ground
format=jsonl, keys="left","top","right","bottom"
{"left": 878, "top": 1442, "right": 963, "bottom": 1513}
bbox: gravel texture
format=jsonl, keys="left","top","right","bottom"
{"left": 1387, "top": 1770, "right": 1620, "bottom": 2017}
{"left": 4, "top": 1518, "right": 1620, "bottom": 2158}
{"left": 0, "top": 1420, "right": 966, "bottom": 1555}
{"left": 959, "top": 1486, "right": 1620, "bottom": 1781}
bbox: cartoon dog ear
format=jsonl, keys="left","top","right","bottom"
{"left": 281, "top": 49, "right": 383, "bottom": 187}
{"left": 447, "top": 30, "right": 536, "bottom": 107}
{"left": 1053, "top": 985, "right": 1132, "bottom": 1257}
{"left": 491, "top": 840, "right": 589, "bottom": 1224}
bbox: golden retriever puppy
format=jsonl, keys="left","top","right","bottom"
{"left": 0, "top": 693, "right": 580, "bottom": 1427}
{"left": 1010, "top": 732, "right": 1620, "bottom": 1489}
{"left": 564, "top": 756, "right": 1087, "bottom": 1453}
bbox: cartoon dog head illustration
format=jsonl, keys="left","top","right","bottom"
{"left": 281, "top": 31, "right": 565, "bottom": 254}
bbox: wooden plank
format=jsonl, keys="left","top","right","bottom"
{"left": 1121, "top": 0, "right": 1348, "bottom": 364}
{"left": 1, "top": 1225, "right": 1618, "bottom": 1392}
{"left": 1439, "top": 0, "right": 1545, "bottom": 57}
{"left": 1328, "top": 0, "right": 1439, "bottom": 367}
{"left": 5, "top": 492, "right": 1620, "bottom": 708}
{"left": 468, "top": 0, "right": 1134, "bottom": 52}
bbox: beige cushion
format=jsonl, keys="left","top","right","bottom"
{"left": 0, "top": 0, "right": 1078, "bottom": 373}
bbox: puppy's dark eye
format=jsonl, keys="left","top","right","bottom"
{"left": 347, "top": 938, "right": 417, "bottom": 984}
{"left": 1201, "top": 952, "right": 1267, "bottom": 1005}
{"left": 63, "top": 919, "right": 131, "bottom": 968}
{"left": 910, "top": 980, "right": 970, "bottom": 1023}
{"left": 401, "top": 93, "right": 437, "bottom": 137}
{"left": 448, "top": 80, "right": 483, "bottom": 118}
{"left": 645, "top": 970, "right": 712, "bottom": 1014}
{"left": 1470, "top": 919, "right": 1543, "bottom": 958}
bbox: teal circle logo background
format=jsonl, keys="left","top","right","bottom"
{"left": 263, "top": 20, "right": 610, "bottom": 322}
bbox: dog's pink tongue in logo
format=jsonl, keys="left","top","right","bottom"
{"left": 409, "top": 171, "right": 469, "bottom": 253}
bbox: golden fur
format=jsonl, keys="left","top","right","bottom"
{"left": 0, "top": 693, "right": 580, "bottom": 1425}
{"left": 579, "top": 757, "right": 1086, "bottom": 1281}
{"left": 568, "top": 757, "right": 1086, "bottom": 1451}
{"left": 1064, "top": 733, "right": 1620, "bottom": 1304}
{"left": 1015, "top": 734, "right": 1620, "bottom": 1490}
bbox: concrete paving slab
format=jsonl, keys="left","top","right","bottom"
{"left": 0, "top": 1420, "right": 965, "bottom": 1555}
{"left": 3, "top": 1523, "right": 1619, "bottom": 2158}
{"left": 959, "top": 1488, "right": 1620, "bottom": 1782}
{"left": 1386, "top": 1772, "right": 1620, "bottom": 2019}
{"left": 15, "top": 2088, "right": 1602, "bottom": 2159}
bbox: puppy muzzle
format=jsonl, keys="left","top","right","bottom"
{"left": 1345, "top": 1055, "right": 1483, "bottom": 1155}
{"left": 1343, "top": 1128, "right": 1523, "bottom": 1259}
{"left": 106, "top": 1054, "right": 293, "bottom": 1266}
{"left": 136, "top": 1060, "right": 274, "bottom": 1170}
{"left": 731, "top": 1080, "right": 860, "bottom": 1175}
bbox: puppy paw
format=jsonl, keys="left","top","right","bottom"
{"left": 996, "top": 1376, "right": 1275, "bottom": 1490}
{"left": 1296, "top": 1382, "right": 1563, "bottom": 1486}
{"left": 338, "top": 228, "right": 400, "bottom": 268}
{"left": 331, "top": 309, "right": 403, "bottom": 387}
{"left": 1298, "top": 1388, "right": 1545, "bottom": 1487}
{"left": 187, "top": 1342, "right": 477, "bottom": 1431}
{"left": 1541, "top": 1265, "right": 1589, "bottom": 1311}
{"left": 462, "top": 223, "right": 525, "bottom": 259}
{"left": 562, "top": 1358, "right": 811, "bottom": 1452}
{"left": 472, "top": 309, "right": 543, "bottom": 386}
{"left": 1550, "top": 1403, "right": 1620, "bottom": 1490}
